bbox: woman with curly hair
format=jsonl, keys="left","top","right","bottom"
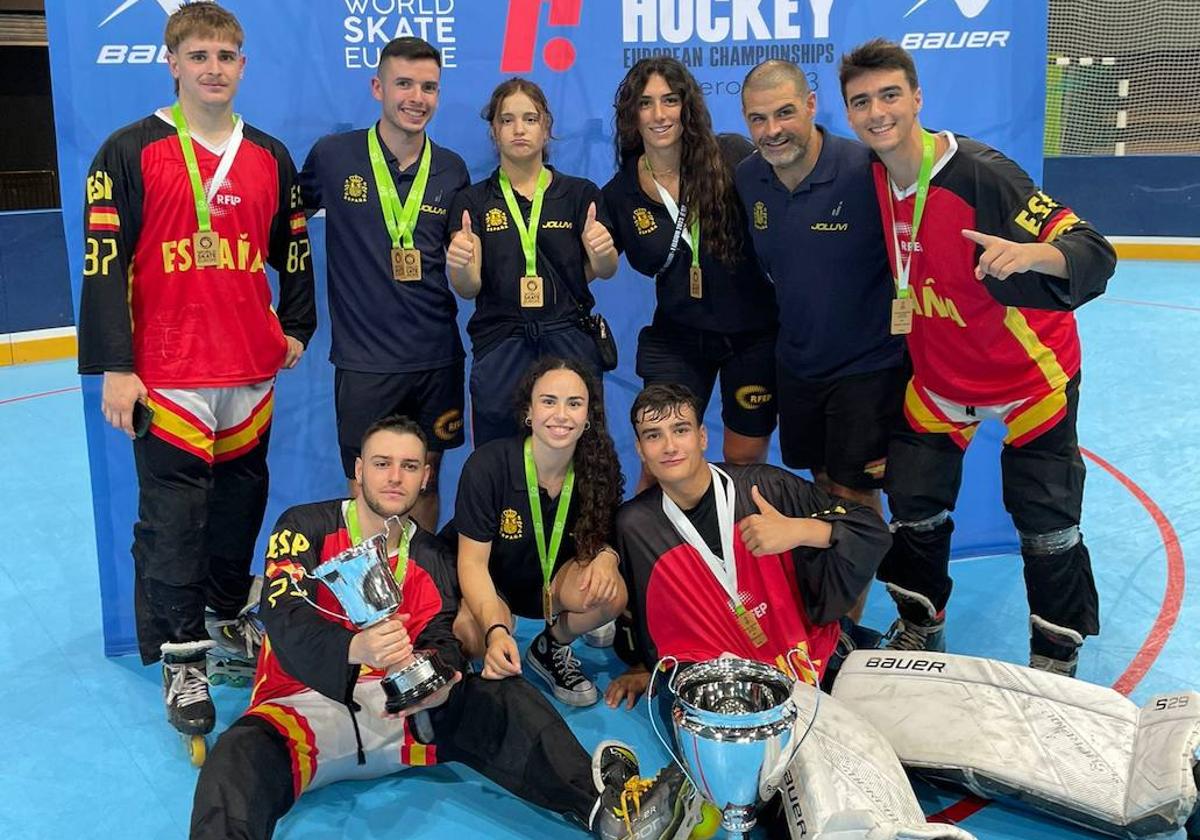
{"left": 602, "top": 57, "right": 778, "bottom": 490}
{"left": 451, "top": 356, "right": 625, "bottom": 706}
{"left": 447, "top": 78, "right": 619, "bottom": 446}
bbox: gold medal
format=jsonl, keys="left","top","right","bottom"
{"left": 736, "top": 606, "right": 768, "bottom": 648}
{"left": 392, "top": 247, "right": 422, "bottom": 281}
{"left": 689, "top": 265, "right": 703, "bottom": 299}
{"left": 890, "top": 296, "right": 914, "bottom": 335}
{"left": 520, "top": 275, "right": 544, "bottom": 308}
{"left": 193, "top": 231, "right": 220, "bottom": 268}
{"left": 542, "top": 585, "right": 554, "bottom": 623}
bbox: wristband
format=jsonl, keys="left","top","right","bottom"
{"left": 484, "top": 623, "right": 511, "bottom": 646}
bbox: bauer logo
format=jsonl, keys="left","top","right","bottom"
{"left": 96, "top": 0, "right": 186, "bottom": 65}
{"left": 900, "top": 0, "right": 1009, "bottom": 51}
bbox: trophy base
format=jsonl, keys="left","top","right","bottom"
{"left": 382, "top": 649, "right": 455, "bottom": 715}
{"left": 718, "top": 804, "right": 757, "bottom": 839}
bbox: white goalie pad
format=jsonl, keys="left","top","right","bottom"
{"left": 764, "top": 682, "right": 977, "bottom": 840}
{"left": 831, "top": 650, "right": 1200, "bottom": 838}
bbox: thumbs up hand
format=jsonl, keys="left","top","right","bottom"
{"left": 581, "top": 201, "right": 615, "bottom": 262}
{"left": 738, "top": 484, "right": 807, "bottom": 557}
{"left": 447, "top": 210, "right": 478, "bottom": 270}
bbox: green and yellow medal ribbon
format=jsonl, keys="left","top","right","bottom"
{"left": 523, "top": 436, "right": 575, "bottom": 592}
{"left": 499, "top": 167, "right": 550, "bottom": 277}
{"left": 366, "top": 126, "right": 432, "bottom": 250}
{"left": 170, "top": 101, "right": 238, "bottom": 233}
{"left": 346, "top": 499, "right": 411, "bottom": 585}
{"left": 893, "top": 131, "right": 936, "bottom": 301}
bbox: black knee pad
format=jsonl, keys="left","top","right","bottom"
{"left": 877, "top": 516, "right": 955, "bottom": 613}
{"left": 1023, "top": 540, "right": 1099, "bottom": 638}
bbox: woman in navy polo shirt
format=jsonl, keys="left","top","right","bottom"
{"left": 447, "top": 78, "right": 619, "bottom": 446}
{"left": 452, "top": 357, "right": 626, "bottom": 707}
{"left": 601, "top": 57, "right": 778, "bottom": 491}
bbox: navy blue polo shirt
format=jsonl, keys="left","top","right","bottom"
{"left": 449, "top": 167, "right": 608, "bottom": 355}
{"left": 300, "top": 126, "right": 469, "bottom": 373}
{"left": 602, "top": 133, "right": 776, "bottom": 335}
{"left": 735, "top": 127, "right": 904, "bottom": 380}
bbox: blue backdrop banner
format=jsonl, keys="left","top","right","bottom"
{"left": 46, "top": 0, "right": 1044, "bottom": 656}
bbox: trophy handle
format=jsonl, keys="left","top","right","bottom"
{"left": 287, "top": 576, "right": 352, "bottom": 623}
{"left": 759, "top": 647, "right": 823, "bottom": 799}
{"left": 647, "top": 656, "right": 701, "bottom": 790}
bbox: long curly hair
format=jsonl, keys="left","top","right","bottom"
{"left": 514, "top": 357, "right": 624, "bottom": 564}
{"left": 613, "top": 57, "right": 742, "bottom": 267}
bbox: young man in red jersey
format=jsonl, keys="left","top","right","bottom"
{"left": 77, "top": 2, "right": 315, "bottom": 740}
{"left": 840, "top": 39, "right": 1116, "bottom": 676}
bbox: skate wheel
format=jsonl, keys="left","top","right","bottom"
{"left": 210, "top": 672, "right": 227, "bottom": 687}
{"left": 689, "top": 802, "right": 721, "bottom": 840}
{"left": 186, "top": 734, "right": 207, "bottom": 767}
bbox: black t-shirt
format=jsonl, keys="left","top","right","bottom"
{"left": 601, "top": 133, "right": 776, "bottom": 335}
{"left": 681, "top": 479, "right": 722, "bottom": 560}
{"left": 449, "top": 167, "right": 610, "bottom": 353}
{"left": 452, "top": 436, "right": 581, "bottom": 608}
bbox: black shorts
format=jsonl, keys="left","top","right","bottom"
{"left": 635, "top": 321, "right": 778, "bottom": 438}
{"left": 777, "top": 364, "right": 907, "bottom": 490}
{"left": 335, "top": 364, "right": 465, "bottom": 478}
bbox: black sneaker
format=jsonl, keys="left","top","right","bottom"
{"left": 592, "top": 762, "right": 700, "bottom": 840}
{"left": 524, "top": 628, "right": 598, "bottom": 706}
{"left": 592, "top": 739, "right": 640, "bottom": 794}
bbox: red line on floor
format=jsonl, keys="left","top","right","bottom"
{"left": 1079, "top": 446, "right": 1185, "bottom": 695}
{"left": 0, "top": 385, "right": 80, "bottom": 406}
{"left": 927, "top": 445, "right": 1185, "bottom": 826}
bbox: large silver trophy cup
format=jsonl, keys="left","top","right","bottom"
{"left": 650, "top": 656, "right": 809, "bottom": 839}
{"left": 307, "top": 523, "right": 454, "bottom": 715}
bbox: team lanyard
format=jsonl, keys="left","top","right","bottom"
{"left": 170, "top": 101, "right": 243, "bottom": 233}
{"left": 345, "top": 499, "right": 413, "bottom": 585}
{"left": 366, "top": 127, "right": 432, "bottom": 250}
{"left": 661, "top": 465, "right": 767, "bottom": 646}
{"left": 661, "top": 465, "right": 739, "bottom": 608}
{"left": 499, "top": 167, "right": 551, "bottom": 277}
{"left": 888, "top": 131, "right": 936, "bottom": 299}
{"left": 523, "top": 436, "right": 575, "bottom": 595}
{"left": 645, "top": 158, "right": 702, "bottom": 298}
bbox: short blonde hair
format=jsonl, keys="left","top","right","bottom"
{"left": 164, "top": 1, "right": 244, "bottom": 53}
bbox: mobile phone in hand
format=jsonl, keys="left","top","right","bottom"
{"left": 132, "top": 400, "right": 154, "bottom": 439}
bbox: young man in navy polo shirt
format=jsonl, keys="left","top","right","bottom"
{"left": 735, "top": 61, "right": 906, "bottom": 527}
{"left": 300, "top": 37, "right": 469, "bottom": 529}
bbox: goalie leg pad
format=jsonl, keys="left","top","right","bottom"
{"left": 766, "top": 682, "right": 976, "bottom": 840}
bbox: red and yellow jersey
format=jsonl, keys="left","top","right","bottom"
{"left": 615, "top": 463, "right": 891, "bottom": 684}
{"left": 872, "top": 134, "right": 1115, "bottom": 405}
{"left": 78, "top": 112, "right": 316, "bottom": 388}
{"left": 252, "top": 500, "right": 465, "bottom": 710}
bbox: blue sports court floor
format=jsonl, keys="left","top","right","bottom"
{"left": 1, "top": 260, "right": 1196, "bottom": 839}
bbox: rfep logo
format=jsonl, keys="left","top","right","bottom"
{"left": 904, "top": 0, "right": 991, "bottom": 18}
{"left": 501, "top": 0, "right": 583, "bottom": 73}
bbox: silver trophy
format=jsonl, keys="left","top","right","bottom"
{"left": 650, "top": 655, "right": 813, "bottom": 839}
{"left": 306, "top": 520, "right": 455, "bottom": 716}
